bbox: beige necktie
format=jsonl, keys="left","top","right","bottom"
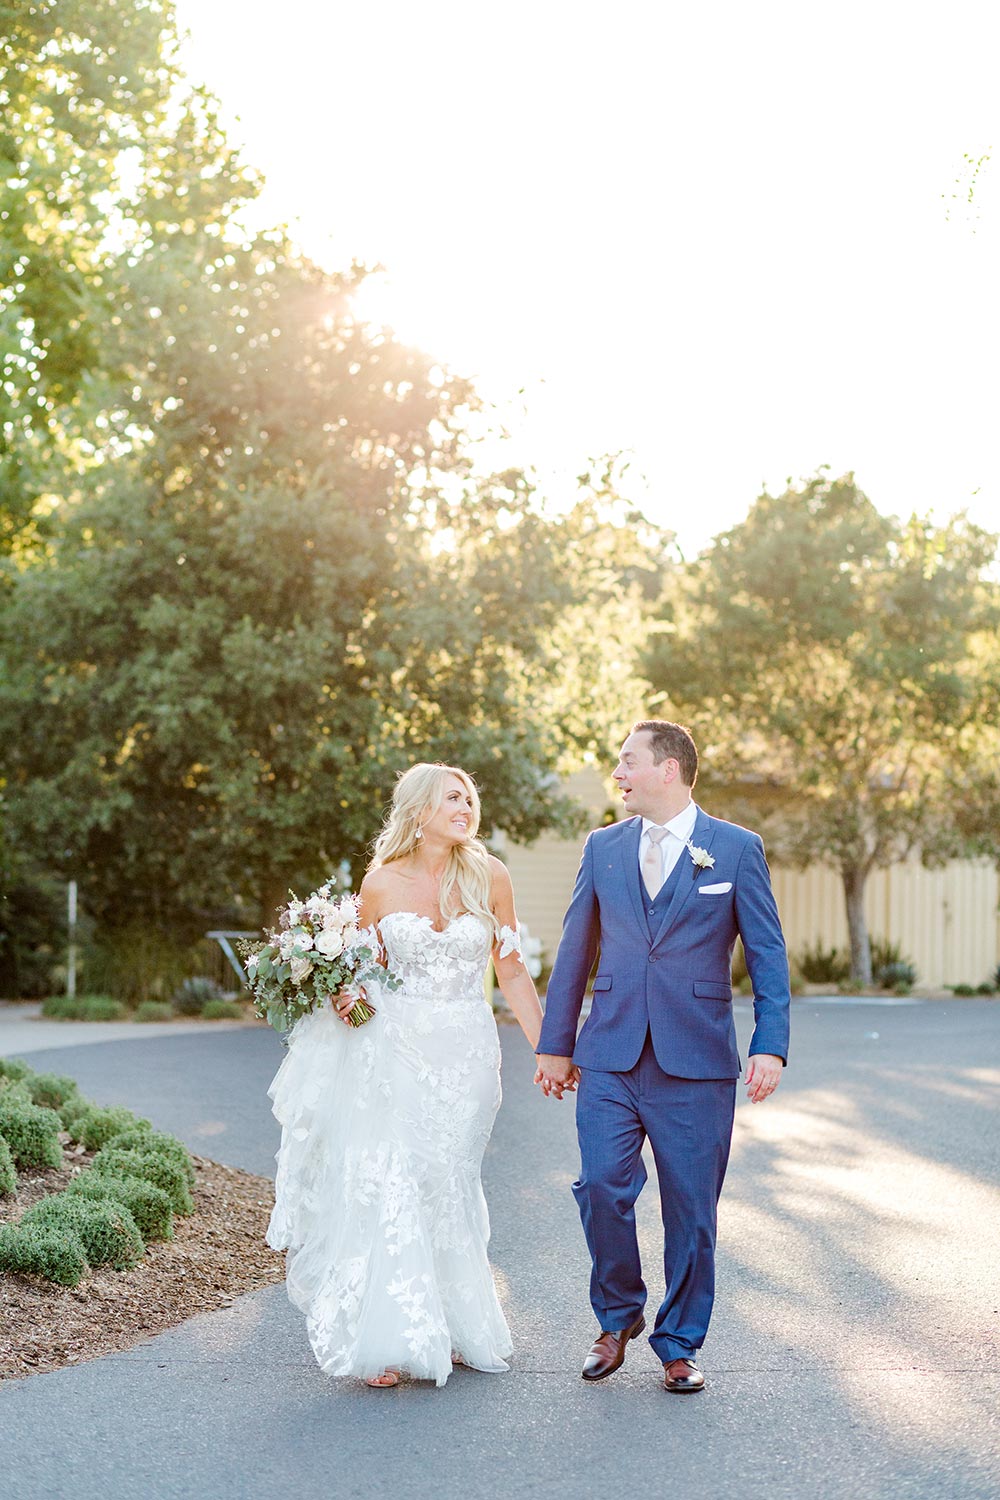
{"left": 642, "top": 826, "right": 670, "bottom": 899}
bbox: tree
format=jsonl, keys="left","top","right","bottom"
{"left": 644, "top": 472, "right": 1000, "bottom": 982}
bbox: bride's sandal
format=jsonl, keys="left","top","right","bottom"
{"left": 365, "top": 1369, "right": 399, "bottom": 1388}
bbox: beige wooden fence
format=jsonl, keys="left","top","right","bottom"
{"left": 498, "top": 768, "right": 999, "bottom": 988}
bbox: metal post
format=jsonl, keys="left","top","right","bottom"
{"left": 67, "top": 880, "right": 77, "bottom": 998}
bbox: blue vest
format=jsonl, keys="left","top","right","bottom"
{"left": 643, "top": 848, "right": 688, "bottom": 938}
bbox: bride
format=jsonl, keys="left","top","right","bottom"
{"left": 266, "top": 762, "right": 545, "bottom": 1388}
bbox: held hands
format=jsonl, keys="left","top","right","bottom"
{"left": 534, "top": 1053, "right": 581, "bottom": 1100}
{"left": 745, "top": 1053, "right": 782, "bottom": 1103}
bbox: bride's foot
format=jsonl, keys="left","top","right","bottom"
{"left": 451, "top": 1350, "right": 467, "bottom": 1367}
{"left": 365, "top": 1369, "right": 399, "bottom": 1388}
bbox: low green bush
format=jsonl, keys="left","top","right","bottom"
{"left": 0, "top": 1095, "right": 63, "bottom": 1171}
{"left": 134, "top": 1001, "right": 174, "bottom": 1023}
{"left": 202, "top": 999, "right": 244, "bottom": 1021}
{"left": 172, "top": 976, "right": 225, "bottom": 1016}
{"left": 797, "top": 941, "right": 850, "bottom": 985}
{"left": 93, "top": 1146, "right": 194, "bottom": 1216}
{"left": 950, "top": 983, "right": 976, "bottom": 997}
{"left": 0, "top": 1058, "right": 32, "bottom": 1083}
{"left": 876, "top": 960, "right": 916, "bottom": 992}
{"left": 25, "top": 1072, "right": 80, "bottom": 1112}
{"left": 59, "top": 1092, "right": 93, "bottom": 1136}
{"left": 68, "top": 1172, "right": 174, "bottom": 1242}
{"left": 0, "top": 1136, "right": 16, "bottom": 1196}
{"left": 107, "top": 1127, "right": 195, "bottom": 1190}
{"left": 41, "top": 994, "right": 127, "bottom": 1021}
{"left": 23, "top": 1193, "right": 144, "bottom": 1271}
{"left": 976, "top": 982, "right": 996, "bottom": 996}
{"left": 80, "top": 1104, "right": 147, "bottom": 1153}
{"left": 0, "top": 1221, "right": 87, "bottom": 1286}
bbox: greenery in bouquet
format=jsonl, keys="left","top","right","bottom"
{"left": 239, "top": 884, "right": 397, "bottom": 1035}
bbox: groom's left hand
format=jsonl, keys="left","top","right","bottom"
{"left": 745, "top": 1053, "right": 782, "bottom": 1103}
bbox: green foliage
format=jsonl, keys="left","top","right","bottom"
{"left": 80, "top": 1105, "right": 147, "bottom": 1153}
{"left": 59, "top": 1092, "right": 92, "bottom": 1135}
{"left": 876, "top": 962, "right": 916, "bottom": 993}
{"left": 24, "top": 1072, "right": 80, "bottom": 1112}
{"left": 0, "top": 1095, "right": 63, "bottom": 1170}
{"left": 950, "top": 983, "right": 976, "bottom": 997}
{"left": 134, "top": 1001, "right": 174, "bottom": 1023}
{"left": 0, "top": 1135, "right": 16, "bottom": 1196}
{"left": 0, "top": 1058, "right": 32, "bottom": 1082}
{"left": 172, "top": 976, "right": 224, "bottom": 1017}
{"left": 0, "top": 1221, "right": 87, "bottom": 1287}
{"left": 106, "top": 1128, "right": 195, "bottom": 1191}
{"left": 976, "top": 982, "right": 996, "bottom": 996}
{"left": 201, "top": 999, "right": 244, "bottom": 1021}
{"left": 0, "top": 0, "right": 663, "bottom": 979}
{"left": 797, "top": 941, "right": 850, "bottom": 985}
{"left": 41, "top": 995, "right": 127, "bottom": 1021}
{"left": 94, "top": 1147, "right": 194, "bottom": 1216}
{"left": 646, "top": 471, "right": 1000, "bottom": 981}
{"left": 67, "top": 1171, "right": 174, "bottom": 1243}
{"left": 23, "top": 1193, "right": 144, "bottom": 1271}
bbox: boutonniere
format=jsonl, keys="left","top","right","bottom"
{"left": 686, "top": 840, "right": 715, "bottom": 874}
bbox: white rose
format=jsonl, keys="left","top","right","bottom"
{"left": 314, "top": 929, "right": 344, "bottom": 958}
{"left": 342, "top": 924, "right": 361, "bottom": 949}
{"left": 290, "top": 954, "right": 313, "bottom": 985}
{"left": 294, "top": 930, "right": 314, "bottom": 951}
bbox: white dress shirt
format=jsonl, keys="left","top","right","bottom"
{"left": 640, "top": 801, "right": 698, "bottom": 890}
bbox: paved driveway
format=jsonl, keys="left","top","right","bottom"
{"left": 2, "top": 999, "right": 998, "bottom": 1500}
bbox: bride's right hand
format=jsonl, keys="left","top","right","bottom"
{"left": 333, "top": 986, "right": 366, "bottom": 1024}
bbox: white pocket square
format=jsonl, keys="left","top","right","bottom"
{"left": 697, "top": 882, "right": 732, "bottom": 895}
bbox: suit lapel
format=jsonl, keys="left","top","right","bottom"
{"left": 619, "top": 818, "right": 648, "bottom": 933}
{"left": 650, "top": 806, "right": 716, "bottom": 949}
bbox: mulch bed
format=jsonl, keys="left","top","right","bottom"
{"left": 0, "top": 1143, "right": 285, "bottom": 1380}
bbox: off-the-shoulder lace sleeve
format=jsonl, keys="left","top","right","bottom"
{"left": 496, "top": 924, "right": 522, "bottom": 960}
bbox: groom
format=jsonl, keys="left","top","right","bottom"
{"left": 535, "top": 720, "right": 790, "bottom": 1393}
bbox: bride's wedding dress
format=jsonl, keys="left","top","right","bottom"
{"left": 266, "top": 911, "right": 516, "bottom": 1386}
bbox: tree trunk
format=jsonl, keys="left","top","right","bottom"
{"left": 842, "top": 865, "right": 872, "bottom": 984}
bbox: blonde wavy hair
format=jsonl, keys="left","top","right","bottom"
{"left": 370, "top": 763, "right": 499, "bottom": 937}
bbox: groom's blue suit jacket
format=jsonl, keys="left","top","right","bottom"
{"left": 537, "top": 808, "right": 790, "bottom": 1079}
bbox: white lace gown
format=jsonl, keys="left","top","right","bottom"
{"left": 266, "top": 912, "right": 515, "bottom": 1387}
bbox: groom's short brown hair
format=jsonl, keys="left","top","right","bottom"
{"left": 632, "top": 719, "right": 698, "bottom": 787}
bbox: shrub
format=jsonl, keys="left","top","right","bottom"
{"left": 994, "top": 964, "right": 1000, "bottom": 991}
{"left": 0, "top": 1058, "right": 32, "bottom": 1083}
{"left": 976, "top": 982, "right": 996, "bottom": 996}
{"left": 59, "top": 1092, "right": 93, "bottom": 1135}
{"left": 0, "top": 1221, "right": 87, "bottom": 1287}
{"left": 172, "top": 976, "right": 225, "bottom": 1016}
{"left": 93, "top": 1146, "right": 194, "bottom": 1216}
{"left": 875, "top": 959, "right": 917, "bottom": 992}
{"left": 950, "top": 983, "right": 976, "bottom": 997}
{"left": 40, "top": 994, "right": 126, "bottom": 1021}
{"left": 68, "top": 1172, "right": 174, "bottom": 1242}
{"left": 80, "top": 1105, "right": 147, "bottom": 1153}
{"left": 0, "top": 1136, "right": 16, "bottom": 1196}
{"left": 797, "top": 941, "right": 850, "bottom": 985}
{"left": 106, "top": 1128, "right": 195, "bottom": 1190}
{"left": 25, "top": 1072, "right": 80, "bottom": 1112}
{"left": 134, "top": 1000, "right": 174, "bottom": 1023}
{"left": 23, "top": 1194, "right": 144, "bottom": 1271}
{"left": 202, "top": 998, "right": 244, "bottom": 1021}
{"left": 0, "top": 1095, "right": 63, "bottom": 1170}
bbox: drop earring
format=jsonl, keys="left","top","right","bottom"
{"left": 415, "top": 827, "right": 424, "bottom": 841}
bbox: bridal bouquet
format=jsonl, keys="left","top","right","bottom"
{"left": 239, "top": 884, "right": 397, "bottom": 1034}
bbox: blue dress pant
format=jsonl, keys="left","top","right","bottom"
{"left": 573, "top": 1031, "right": 736, "bottom": 1363}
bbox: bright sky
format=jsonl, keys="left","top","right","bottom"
{"left": 174, "top": 0, "right": 998, "bottom": 555}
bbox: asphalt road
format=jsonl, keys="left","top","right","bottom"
{"left": 2, "top": 998, "right": 998, "bottom": 1500}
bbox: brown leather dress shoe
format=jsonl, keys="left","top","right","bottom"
{"left": 662, "top": 1357, "right": 705, "bottom": 1393}
{"left": 581, "top": 1314, "right": 646, "bottom": 1381}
